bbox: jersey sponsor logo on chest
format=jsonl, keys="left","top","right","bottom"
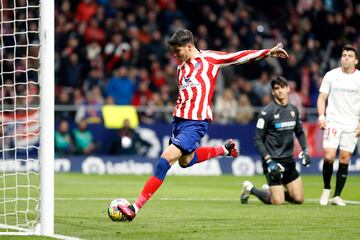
{"left": 274, "top": 121, "right": 296, "bottom": 130}
{"left": 332, "top": 87, "right": 359, "bottom": 94}
{"left": 179, "top": 77, "right": 201, "bottom": 90}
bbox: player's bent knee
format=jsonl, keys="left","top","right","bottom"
{"left": 271, "top": 195, "right": 285, "bottom": 205}
{"left": 339, "top": 152, "right": 351, "bottom": 164}
{"left": 271, "top": 198, "right": 285, "bottom": 205}
{"left": 323, "top": 156, "right": 334, "bottom": 162}
{"left": 293, "top": 196, "right": 304, "bottom": 204}
{"left": 323, "top": 154, "right": 335, "bottom": 163}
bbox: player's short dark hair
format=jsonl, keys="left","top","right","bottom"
{"left": 168, "top": 29, "right": 194, "bottom": 47}
{"left": 271, "top": 76, "right": 288, "bottom": 89}
{"left": 342, "top": 45, "right": 358, "bottom": 58}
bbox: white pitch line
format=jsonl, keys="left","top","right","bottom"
{"left": 55, "top": 197, "right": 360, "bottom": 205}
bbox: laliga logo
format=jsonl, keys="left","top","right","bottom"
{"left": 232, "top": 156, "right": 257, "bottom": 176}
{"left": 82, "top": 156, "right": 106, "bottom": 175}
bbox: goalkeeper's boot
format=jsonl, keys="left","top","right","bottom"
{"left": 331, "top": 196, "right": 346, "bottom": 206}
{"left": 320, "top": 189, "right": 331, "bottom": 206}
{"left": 224, "top": 139, "right": 239, "bottom": 157}
{"left": 240, "top": 180, "right": 253, "bottom": 204}
{"left": 119, "top": 204, "right": 137, "bottom": 221}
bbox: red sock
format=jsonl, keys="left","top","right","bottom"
{"left": 134, "top": 176, "right": 163, "bottom": 210}
{"left": 195, "top": 146, "right": 225, "bottom": 163}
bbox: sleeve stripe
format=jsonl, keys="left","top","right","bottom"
{"left": 204, "top": 49, "right": 269, "bottom": 66}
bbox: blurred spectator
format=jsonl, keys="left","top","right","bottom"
{"left": 288, "top": 81, "right": 306, "bottom": 120}
{"left": 132, "top": 80, "right": 153, "bottom": 106}
{"left": 83, "top": 68, "right": 103, "bottom": 92}
{"left": 73, "top": 88, "right": 86, "bottom": 106}
{"left": 84, "top": 18, "right": 106, "bottom": 45}
{"left": 252, "top": 71, "right": 272, "bottom": 101}
{"left": 149, "top": 60, "right": 166, "bottom": 90}
{"left": 75, "top": 86, "right": 104, "bottom": 124}
{"left": 76, "top": 0, "right": 97, "bottom": 22}
{"left": 61, "top": 53, "right": 83, "bottom": 88}
{"left": 237, "top": 77, "right": 262, "bottom": 107}
{"left": 104, "top": 95, "right": 115, "bottom": 105}
{"left": 55, "top": 119, "right": 74, "bottom": 157}
{"left": 235, "top": 94, "right": 254, "bottom": 124}
{"left": 147, "top": 31, "right": 167, "bottom": 65}
{"left": 108, "top": 119, "right": 150, "bottom": 155}
{"left": 139, "top": 92, "right": 166, "bottom": 124}
{"left": 261, "top": 94, "right": 272, "bottom": 106}
{"left": 282, "top": 54, "right": 301, "bottom": 88}
{"left": 104, "top": 33, "right": 131, "bottom": 73}
{"left": 72, "top": 119, "right": 96, "bottom": 155}
{"left": 105, "top": 66, "right": 135, "bottom": 105}
{"left": 55, "top": 88, "right": 75, "bottom": 121}
{"left": 215, "top": 88, "right": 237, "bottom": 124}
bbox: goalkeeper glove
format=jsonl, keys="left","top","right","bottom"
{"left": 299, "top": 150, "right": 311, "bottom": 167}
{"left": 266, "top": 159, "right": 284, "bottom": 182}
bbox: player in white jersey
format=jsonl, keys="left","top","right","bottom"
{"left": 317, "top": 45, "right": 360, "bottom": 206}
{"left": 117, "top": 29, "right": 289, "bottom": 221}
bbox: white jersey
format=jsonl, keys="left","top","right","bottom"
{"left": 319, "top": 67, "right": 360, "bottom": 130}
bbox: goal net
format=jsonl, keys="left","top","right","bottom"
{"left": 0, "top": 0, "right": 54, "bottom": 235}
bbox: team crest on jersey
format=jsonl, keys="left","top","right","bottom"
{"left": 274, "top": 114, "right": 280, "bottom": 119}
{"left": 290, "top": 111, "right": 295, "bottom": 118}
{"left": 184, "top": 77, "right": 191, "bottom": 83}
{"left": 194, "top": 62, "right": 201, "bottom": 70}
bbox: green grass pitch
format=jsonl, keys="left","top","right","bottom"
{"left": 4, "top": 173, "right": 360, "bottom": 239}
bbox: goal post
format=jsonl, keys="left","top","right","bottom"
{"left": 0, "top": 0, "right": 54, "bottom": 236}
{"left": 39, "top": 0, "right": 54, "bottom": 236}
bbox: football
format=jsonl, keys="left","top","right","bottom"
{"left": 107, "top": 198, "right": 131, "bottom": 222}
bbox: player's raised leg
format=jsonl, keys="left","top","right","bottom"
{"left": 179, "top": 139, "right": 239, "bottom": 168}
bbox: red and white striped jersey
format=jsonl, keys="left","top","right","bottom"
{"left": 173, "top": 49, "right": 270, "bottom": 120}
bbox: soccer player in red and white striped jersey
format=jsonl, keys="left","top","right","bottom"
{"left": 118, "top": 29, "right": 288, "bottom": 221}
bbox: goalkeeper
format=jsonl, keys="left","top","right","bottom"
{"left": 241, "top": 76, "right": 311, "bottom": 205}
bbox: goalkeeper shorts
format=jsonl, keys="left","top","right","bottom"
{"left": 263, "top": 160, "right": 299, "bottom": 186}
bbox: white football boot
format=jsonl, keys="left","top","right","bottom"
{"left": 240, "top": 180, "right": 253, "bottom": 204}
{"left": 320, "top": 189, "right": 331, "bottom": 206}
{"left": 331, "top": 196, "right": 346, "bottom": 206}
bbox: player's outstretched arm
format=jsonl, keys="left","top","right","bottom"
{"left": 268, "top": 43, "right": 289, "bottom": 59}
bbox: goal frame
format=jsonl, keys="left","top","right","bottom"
{"left": 0, "top": 0, "right": 54, "bottom": 236}
{"left": 39, "top": 0, "right": 54, "bottom": 236}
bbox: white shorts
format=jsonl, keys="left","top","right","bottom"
{"left": 323, "top": 123, "right": 358, "bottom": 153}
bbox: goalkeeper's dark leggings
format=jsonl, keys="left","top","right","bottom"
{"left": 251, "top": 188, "right": 298, "bottom": 204}
{"left": 250, "top": 188, "right": 271, "bottom": 204}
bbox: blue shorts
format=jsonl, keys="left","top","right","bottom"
{"left": 169, "top": 117, "right": 209, "bottom": 154}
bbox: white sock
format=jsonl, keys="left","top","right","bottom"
{"left": 223, "top": 146, "right": 229, "bottom": 155}
{"left": 132, "top": 204, "right": 139, "bottom": 214}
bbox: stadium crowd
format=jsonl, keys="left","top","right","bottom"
{"left": 0, "top": 0, "right": 359, "bottom": 156}
{"left": 54, "top": 0, "right": 359, "bottom": 125}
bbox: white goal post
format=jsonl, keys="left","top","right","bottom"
{"left": 39, "top": 0, "right": 54, "bottom": 236}
{"left": 0, "top": 0, "right": 54, "bottom": 236}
